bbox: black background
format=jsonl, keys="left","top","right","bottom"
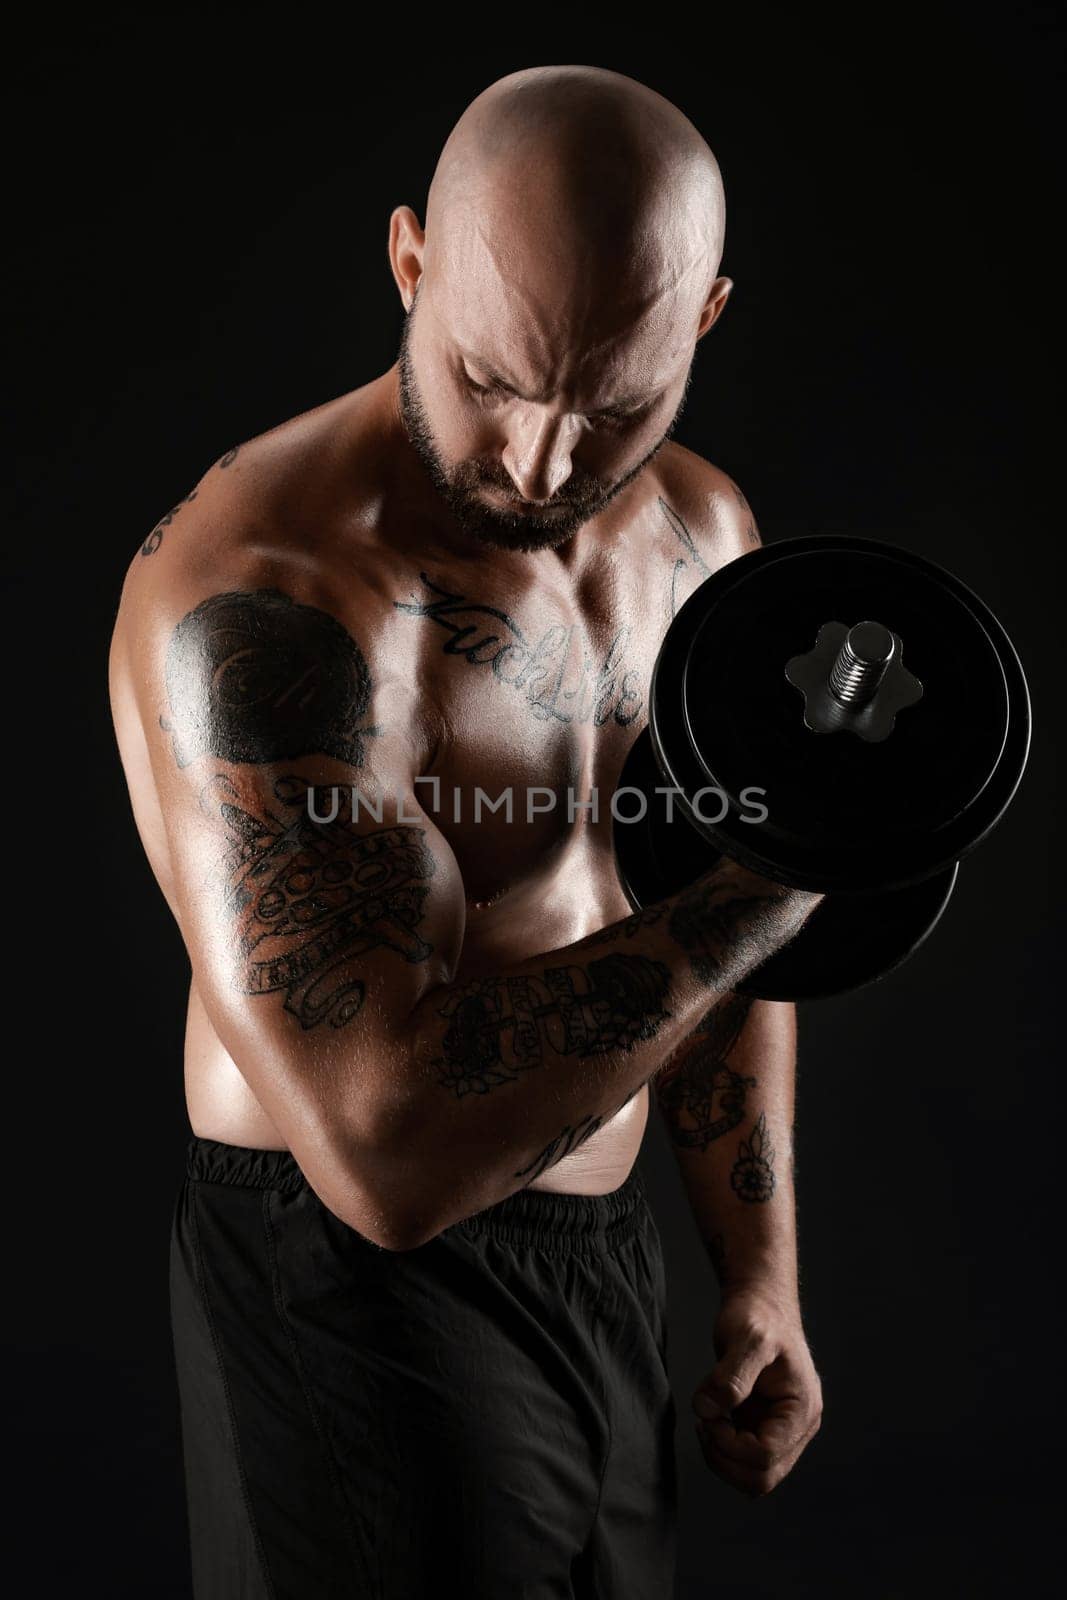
{"left": 10, "top": 8, "right": 1062, "bottom": 1596}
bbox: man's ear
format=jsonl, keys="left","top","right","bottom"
{"left": 388, "top": 207, "right": 425, "bottom": 311}
{"left": 696, "top": 276, "right": 734, "bottom": 340}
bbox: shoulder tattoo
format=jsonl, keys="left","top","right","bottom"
{"left": 161, "top": 588, "right": 378, "bottom": 768}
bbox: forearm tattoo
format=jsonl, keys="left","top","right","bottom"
{"left": 654, "top": 993, "right": 755, "bottom": 1151}
{"left": 730, "top": 1111, "right": 777, "bottom": 1203}
{"left": 434, "top": 953, "right": 672, "bottom": 1098}
{"left": 520, "top": 876, "right": 787, "bottom": 1174}
{"left": 667, "top": 875, "right": 793, "bottom": 988}
{"left": 139, "top": 444, "right": 241, "bottom": 558}
{"left": 394, "top": 573, "right": 643, "bottom": 726}
{"left": 656, "top": 984, "right": 778, "bottom": 1209}
{"left": 579, "top": 905, "right": 669, "bottom": 947}
{"left": 162, "top": 589, "right": 379, "bottom": 768}
{"left": 203, "top": 772, "right": 436, "bottom": 1029}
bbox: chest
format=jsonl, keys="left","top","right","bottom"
{"left": 384, "top": 526, "right": 711, "bottom": 902}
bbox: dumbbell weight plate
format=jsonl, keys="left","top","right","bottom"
{"left": 614, "top": 727, "right": 959, "bottom": 999}
{"left": 651, "top": 536, "right": 1029, "bottom": 893}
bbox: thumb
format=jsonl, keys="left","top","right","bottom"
{"left": 693, "top": 1344, "right": 768, "bottom": 1420}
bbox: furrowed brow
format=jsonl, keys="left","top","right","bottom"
{"left": 459, "top": 349, "right": 657, "bottom": 414}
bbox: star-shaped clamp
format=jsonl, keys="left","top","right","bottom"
{"left": 785, "top": 620, "right": 923, "bottom": 743}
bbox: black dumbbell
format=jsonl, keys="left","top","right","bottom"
{"left": 613, "top": 536, "right": 1031, "bottom": 999}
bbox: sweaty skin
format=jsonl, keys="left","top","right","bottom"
{"left": 109, "top": 66, "right": 816, "bottom": 1231}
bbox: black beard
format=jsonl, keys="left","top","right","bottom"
{"left": 395, "top": 291, "right": 690, "bottom": 552}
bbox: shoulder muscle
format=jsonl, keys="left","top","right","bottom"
{"left": 655, "top": 443, "right": 763, "bottom": 572}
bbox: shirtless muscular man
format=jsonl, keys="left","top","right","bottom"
{"left": 110, "top": 64, "right": 824, "bottom": 1600}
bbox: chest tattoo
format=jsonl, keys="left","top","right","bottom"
{"left": 659, "top": 497, "right": 712, "bottom": 620}
{"left": 394, "top": 572, "right": 643, "bottom": 726}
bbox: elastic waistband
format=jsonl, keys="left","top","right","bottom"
{"left": 453, "top": 1166, "right": 646, "bottom": 1252}
{"left": 184, "top": 1136, "right": 648, "bottom": 1252}
{"left": 187, "top": 1136, "right": 309, "bottom": 1193}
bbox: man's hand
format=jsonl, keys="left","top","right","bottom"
{"left": 692, "top": 1286, "right": 823, "bottom": 1496}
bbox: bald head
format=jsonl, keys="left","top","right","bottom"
{"left": 425, "top": 65, "right": 725, "bottom": 316}
{"left": 388, "top": 66, "right": 733, "bottom": 552}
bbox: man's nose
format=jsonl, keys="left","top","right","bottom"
{"left": 502, "top": 409, "right": 581, "bottom": 503}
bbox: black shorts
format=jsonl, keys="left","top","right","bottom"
{"left": 169, "top": 1136, "right": 678, "bottom": 1599}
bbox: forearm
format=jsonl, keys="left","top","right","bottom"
{"left": 655, "top": 996, "right": 800, "bottom": 1304}
{"left": 355, "top": 866, "right": 819, "bottom": 1243}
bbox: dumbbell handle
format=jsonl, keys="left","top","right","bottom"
{"left": 613, "top": 726, "right": 959, "bottom": 1000}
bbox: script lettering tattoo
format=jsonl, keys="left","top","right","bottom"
{"left": 218, "top": 444, "right": 241, "bottom": 468}
{"left": 655, "top": 994, "right": 756, "bottom": 1151}
{"left": 667, "top": 876, "right": 792, "bottom": 987}
{"left": 514, "top": 1114, "right": 604, "bottom": 1182}
{"left": 730, "top": 1110, "right": 777, "bottom": 1202}
{"left": 140, "top": 487, "right": 198, "bottom": 557}
{"left": 394, "top": 573, "right": 643, "bottom": 726}
{"left": 162, "top": 589, "right": 379, "bottom": 768}
{"left": 514, "top": 1079, "right": 647, "bottom": 1184}
{"left": 205, "top": 772, "right": 435, "bottom": 1029}
{"left": 434, "top": 952, "right": 672, "bottom": 1098}
{"left": 659, "top": 497, "right": 712, "bottom": 620}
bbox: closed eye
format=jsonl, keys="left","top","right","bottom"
{"left": 590, "top": 401, "right": 654, "bottom": 428}
{"left": 463, "top": 371, "right": 652, "bottom": 425}
{"left": 465, "top": 374, "right": 511, "bottom": 401}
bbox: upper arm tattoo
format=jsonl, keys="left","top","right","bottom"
{"left": 141, "top": 488, "right": 198, "bottom": 558}
{"left": 162, "top": 589, "right": 378, "bottom": 769}
{"left": 205, "top": 772, "right": 436, "bottom": 1029}
{"left": 164, "top": 589, "right": 413, "bottom": 1030}
{"left": 139, "top": 445, "right": 241, "bottom": 558}
{"left": 731, "top": 480, "right": 760, "bottom": 548}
